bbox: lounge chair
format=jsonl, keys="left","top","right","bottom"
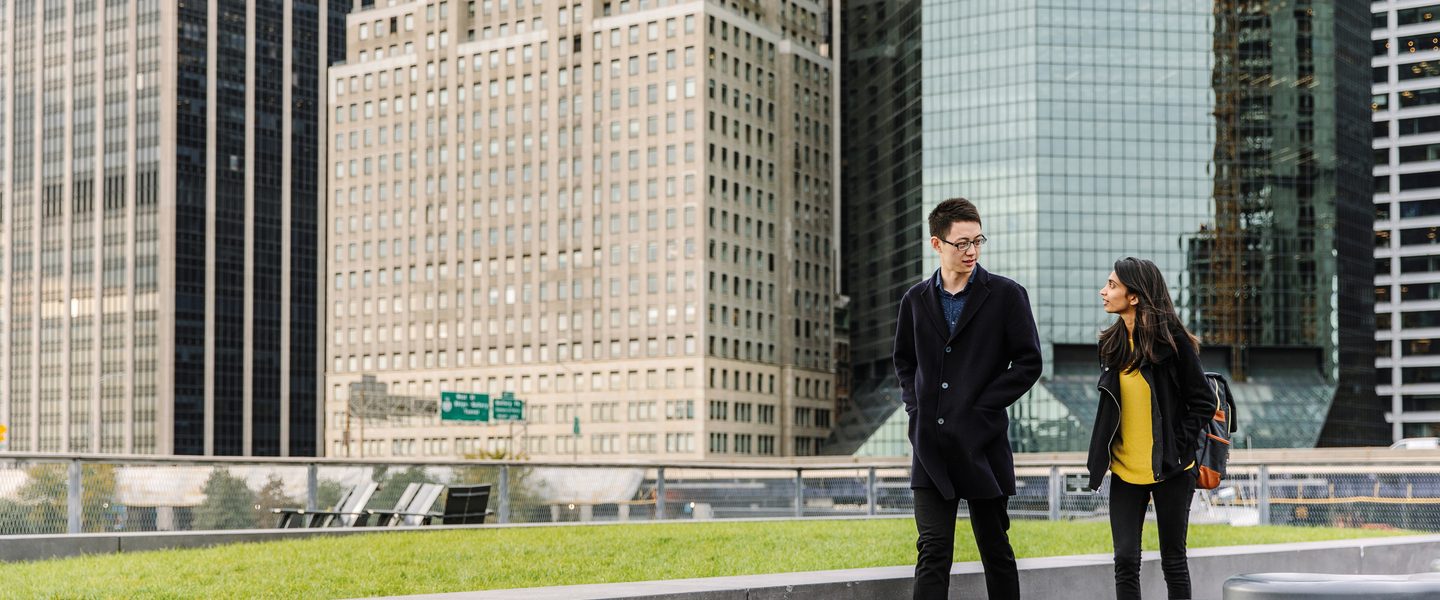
{"left": 370, "top": 483, "right": 493, "bottom": 526}
{"left": 273, "top": 481, "right": 379, "bottom": 528}
{"left": 366, "top": 482, "right": 445, "bottom": 527}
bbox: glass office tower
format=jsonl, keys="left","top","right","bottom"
{"left": 833, "top": 0, "right": 1381, "bottom": 455}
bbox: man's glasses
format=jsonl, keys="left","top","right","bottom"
{"left": 939, "top": 235, "right": 988, "bottom": 253}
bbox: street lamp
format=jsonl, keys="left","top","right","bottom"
{"left": 342, "top": 380, "right": 369, "bottom": 458}
{"left": 555, "top": 340, "right": 579, "bottom": 462}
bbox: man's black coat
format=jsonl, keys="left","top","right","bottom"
{"left": 893, "top": 264, "right": 1043, "bottom": 500}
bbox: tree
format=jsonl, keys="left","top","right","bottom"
{"left": 16, "top": 463, "right": 117, "bottom": 533}
{"left": 193, "top": 468, "right": 258, "bottom": 530}
{"left": 252, "top": 474, "right": 299, "bottom": 528}
{"left": 371, "top": 466, "right": 436, "bottom": 510}
{"left": 316, "top": 479, "right": 346, "bottom": 510}
{"left": 454, "top": 450, "right": 547, "bottom": 523}
{"left": 0, "top": 498, "right": 38, "bottom": 535}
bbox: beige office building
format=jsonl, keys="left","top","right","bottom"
{"left": 326, "top": 0, "right": 837, "bottom": 459}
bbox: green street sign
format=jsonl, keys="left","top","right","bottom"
{"left": 441, "top": 392, "right": 489, "bottom": 422}
{"left": 494, "top": 392, "right": 525, "bottom": 421}
{"left": 573, "top": 416, "right": 581, "bottom": 436}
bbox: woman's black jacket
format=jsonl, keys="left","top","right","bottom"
{"left": 1085, "top": 329, "right": 1215, "bottom": 490}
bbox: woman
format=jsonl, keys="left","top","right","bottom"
{"left": 1087, "top": 257, "right": 1215, "bottom": 600}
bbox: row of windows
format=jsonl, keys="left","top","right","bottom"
{"left": 332, "top": 235, "right": 694, "bottom": 281}
{"left": 330, "top": 432, "right": 720, "bottom": 458}
{"left": 708, "top": 432, "right": 776, "bottom": 455}
{"left": 1377, "top": 310, "right": 1440, "bottom": 330}
{"left": 1379, "top": 226, "right": 1440, "bottom": 248}
{"left": 792, "top": 436, "right": 826, "bottom": 457}
{"left": 1400, "top": 366, "right": 1440, "bottom": 384}
{"left": 335, "top": 59, "right": 700, "bottom": 127}
{"left": 335, "top": 304, "right": 697, "bottom": 343}
{"left": 341, "top": 40, "right": 695, "bottom": 118}
{"left": 332, "top": 244, "right": 695, "bottom": 290}
{"left": 334, "top": 311, "right": 700, "bottom": 346}
{"left": 1378, "top": 255, "right": 1440, "bottom": 276}
{"left": 1378, "top": 282, "right": 1440, "bottom": 302}
{"left": 1376, "top": 171, "right": 1440, "bottom": 194}
{"left": 791, "top": 406, "right": 831, "bottom": 428}
{"left": 332, "top": 336, "right": 699, "bottom": 372}
{"left": 332, "top": 205, "right": 697, "bottom": 258}
{"left": 706, "top": 400, "right": 778, "bottom": 424}
{"left": 334, "top": 369, "right": 701, "bottom": 404}
{"left": 335, "top": 294, "right": 696, "bottom": 327}
{"left": 335, "top": 112, "right": 699, "bottom": 178}
{"left": 707, "top": 433, "right": 782, "bottom": 455}
{"left": 333, "top": 139, "right": 698, "bottom": 184}
{"left": 1374, "top": 5, "right": 1440, "bottom": 30}
{"left": 1374, "top": 86, "right": 1440, "bottom": 111}
{"left": 1379, "top": 337, "right": 1440, "bottom": 357}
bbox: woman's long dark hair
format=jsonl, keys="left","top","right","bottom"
{"left": 1099, "top": 257, "right": 1200, "bottom": 370}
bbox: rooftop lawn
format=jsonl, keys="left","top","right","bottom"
{"left": 0, "top": 518, "right": 1415, "bottom": 599}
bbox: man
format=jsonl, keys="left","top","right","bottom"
{"left": 894, "top": 198, "right": 1043, "bottom": 599}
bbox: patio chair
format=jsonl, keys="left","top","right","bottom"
{"left": 435, "top": 484, "right": 493, "bottom": 525}
{"left": 273, "top": 484, "right": 353, "bottom": 528}
{"left": 308, "top": 481, "right": 379, "bottom": 527}
{"left": 370, "top": 483, "right": 493, "bottom": 526}
{"left": 272, "top": 481, "right": 378, "bottom": 528}
{"left": 310, "top": 482, "right": 420, "bottom": 527}
{"left": 365, "top": 482, "right": 446, "bottom": 527}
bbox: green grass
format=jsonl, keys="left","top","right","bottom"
{"left": 0, "top": 518, "right": 1416, "bottom": 599}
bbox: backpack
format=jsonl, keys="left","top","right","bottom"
{"left": 1195, "top": 372, "right": 1237, "bottom": 490}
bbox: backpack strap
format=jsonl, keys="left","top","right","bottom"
{"left": 1203, "top": 372, "right": 1239, "bottom": 434}
{"left": 1216, "top": 375, "right": 1237, "bottom": 433}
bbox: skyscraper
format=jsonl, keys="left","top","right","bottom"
{"left": 1373, "top": 2, "right": 1440, "bottom": 442}
{"left": 832, "top": 0, "right": 1380, "bottom": 455}
{"left": 0, "top": 0, "right": 348, "bottom": 455}
{"left": 323, "top": 0, "right": 838, "bottom": 459}
{"left": 1194, "top": 0, "right": 1379, "bottom": 447}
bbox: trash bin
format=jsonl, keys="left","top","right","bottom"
{"left": 1224, "top": 572, "right": 1440, "bottom": 599}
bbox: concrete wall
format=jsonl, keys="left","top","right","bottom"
{"left": 376, "top": 535, "right": 1440, "bottom": 600}
{"left": 6, "top": 526, "right": 1440, "bottom": 600}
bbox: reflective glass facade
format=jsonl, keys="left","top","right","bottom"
{"left": 831, "top": 0, "right": 923, "bottom": 455}
{"left": 834, "top": 0, "right": 1380, "bottom": 456}
{"left": 1192, "top": 0, "right": 1380, "bottom": 447}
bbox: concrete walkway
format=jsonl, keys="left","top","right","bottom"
{"left": 355, "top": 534, "right": 1440, "bottom": 600}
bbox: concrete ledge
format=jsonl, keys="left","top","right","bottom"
{"left": 0, "top": 525, "right": 506, "bottom": 563}
{"left": 362, "top": 535, "right": 1440, "bottom": 600}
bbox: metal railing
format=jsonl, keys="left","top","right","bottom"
{"left": 0, "top": 448, "right": 1437, "bottom": 535}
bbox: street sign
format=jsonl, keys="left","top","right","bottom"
{"left": 493, "top": 392, "right": 525, "bottom": 421}
{"left": 440, "top": 392, "right": 490, "bottom": 422}
{"left": 573, "top": 416, "right": 581, "bottom": 436}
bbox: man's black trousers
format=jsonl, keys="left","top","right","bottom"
{"left": 912, "top": 487, "right": 1019, "bottom": 600}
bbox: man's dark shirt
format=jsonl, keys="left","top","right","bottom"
{"left": 933, "top": 269, "right": 970, "bottom": 335}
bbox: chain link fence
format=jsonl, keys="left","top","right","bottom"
{"left": 0, "top": 451, "right": 1436, "bottom": 534}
